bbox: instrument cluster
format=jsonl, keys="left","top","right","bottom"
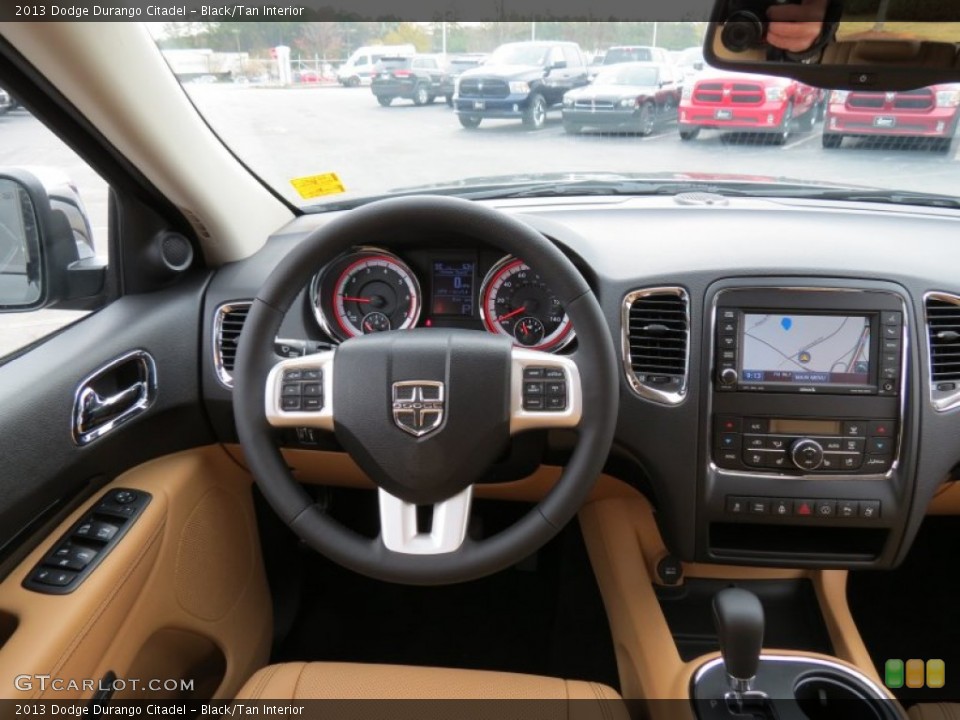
{"left": 310, "top": 247, "right": 575, "bottom": 352}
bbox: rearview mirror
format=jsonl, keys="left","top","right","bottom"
{"left": 0, "top": 169, "right": 105, "bottom": 313}
{"left": 704, "top": 1, "right": 960, "bottom": 90}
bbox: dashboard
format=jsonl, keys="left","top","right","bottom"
{"left": 201, "top": 195, "right": 960, "bottom": 572}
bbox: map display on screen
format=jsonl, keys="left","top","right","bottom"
{"left": 740, "top": 314, "right": 871, "bottom": 386}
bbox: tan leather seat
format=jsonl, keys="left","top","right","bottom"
{"left": 236, "top": 662, "right": 626, "bottom": 717}
{"left": 908, "top": 705, "right": 960, "bottom": 720}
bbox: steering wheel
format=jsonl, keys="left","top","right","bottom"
{"left": 234, "top": 196, "right": 618, "bottom": 585}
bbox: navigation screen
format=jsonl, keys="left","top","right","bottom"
{"left": 431, "top": 261, "right": 475, "bottom": 316}
{"left": 740, "top": 314, "right": 872, "bottom": 386}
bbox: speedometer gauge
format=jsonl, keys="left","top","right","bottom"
{"left": 311, "top": 248, "right": 421, "bottom": 342}
{"left": 480, "top": 256, "right": 574, "bottom": 352}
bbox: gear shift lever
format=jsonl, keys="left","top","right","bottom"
{"left": 713, "top": 588, "right": 764, "bottom": 694}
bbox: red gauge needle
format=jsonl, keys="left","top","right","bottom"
{"left": 342, "top": 296, "right": 372, "bottom": 303}
{"left": 496, "top": 307, "right": 526, "bottom": 322}
{"left": 364, "top": 321, "right": 374, "bottom": 333}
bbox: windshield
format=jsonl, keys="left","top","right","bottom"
{"left": 150, "top": 22, "right": 960, "bottom": 209}
{"left": 594, "top": 65, "right": 659, "bottom": 87}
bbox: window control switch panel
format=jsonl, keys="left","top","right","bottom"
{"left": 23, "top": 488, "right": 151, "bottom": 595}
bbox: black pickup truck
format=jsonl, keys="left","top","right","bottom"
{"left": 453, "top": 41, "right": 589, "bottom": 130}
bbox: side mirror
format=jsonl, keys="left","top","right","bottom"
{"left": 0, "top": 168, "right": 105, "bottom": 313}
{"left": 704, "top": 1, "right": 960, "bottom": 90}
{"left": 548, "top": 60, "right": 568, "bottom": 71}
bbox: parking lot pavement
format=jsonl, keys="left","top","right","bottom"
{"left": 0, "top": 84, "right": 957, "bottom": 358}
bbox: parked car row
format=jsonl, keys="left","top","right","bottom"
{"left": 359, "top": 40, "right": 960, "bottom": 152}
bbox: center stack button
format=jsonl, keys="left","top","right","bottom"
{"left": 791, "top": 438, "right": 824, "bottom": 470}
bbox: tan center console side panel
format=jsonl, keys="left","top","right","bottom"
{"left": 579, "top": 493, "right": 885, "bottom": 705}
{"left": 0, "top": 446, "right": 271, "bottom": 700}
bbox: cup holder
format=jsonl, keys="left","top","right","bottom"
{"left": 795, "top": 672, "right": 887, "bottom": 720}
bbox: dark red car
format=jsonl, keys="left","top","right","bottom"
{"left": 822, "top": 84, "right": 960, "bottom": 151}
{"left": 678, "top": 70, "right": 823, "bottom": 144}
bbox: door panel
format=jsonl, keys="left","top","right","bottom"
{"left": 0, "top": 446, "right": 270, "bottom": 700}
{"left": 0, "top": 273, "right": 214, "bottom": 575}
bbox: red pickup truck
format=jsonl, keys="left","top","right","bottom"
{"left": 821, "top": 85, "right": 960, "bottom": 151}
{"left": 678, "top": 70, "right": 823, "bottom": 144}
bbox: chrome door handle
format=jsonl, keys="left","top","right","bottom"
{"left": 73, "top": 350, "right": 157, "bottom": 445}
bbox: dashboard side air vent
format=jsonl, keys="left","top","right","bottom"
{"left": 214, "top": 301, "right": 252, "bottom": 388}
{"left": 622, "top": 287, "right": 690, "bottom": 405}
{"left": 926, "top": 292, "right": 960, "bottom": 411}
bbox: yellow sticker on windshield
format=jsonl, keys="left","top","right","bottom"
{"left": 290, "top": 173, "right": 346, "bottom": 199}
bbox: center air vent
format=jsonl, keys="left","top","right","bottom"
{"left": 622, "top": 287, "right": 690, "bottom": 405}
{"left": 926, "top": 292, "right": 960, "bottom": 411}
{"left": 214, "top": 301, "right": 252, "bottom": 388}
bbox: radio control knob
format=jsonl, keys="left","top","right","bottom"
{"left": 791, "top": 438, "right": 824, "bottom": 471}
{"left": 719, "top": 368, "right": 738, "bottom": 386}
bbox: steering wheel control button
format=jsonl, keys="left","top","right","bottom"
{"left": 523, "top": 397, "right": 545, "bottom": 411}
{"left": 791, "top": 438, "right": 824, "bottom": 470}
{"left": 523, "top": 381, "right": 544, "bottom": 395}
{"left": 545, "top": 381, "right": 566, "bottom": 396}
{"left": 520, "top": 366, "right": 569, "bottom": 413}
{"left": 277, "top": 368, "right": 324, "bottom": 413}
{"left": 24, "top": 489, "right": 151, "bottom": 595}
{"left": 545, "top": 396, "right": 567, "bottom": 411}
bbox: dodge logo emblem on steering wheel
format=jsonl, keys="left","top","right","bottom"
{"left": 392, "top": 381, "right": 445, "bottom": 437}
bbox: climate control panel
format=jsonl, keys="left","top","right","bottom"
{"left": 714, "top": 415, "right": 897, "bottom": 475}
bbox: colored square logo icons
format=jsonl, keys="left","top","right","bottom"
{"left": 885, "top": 659, "right": 904, "bottom": 689}
{"left": 928, "top": 660, "right": 946, "bottom": 689}
{"left": 885, "top": 659, "right": 944, "bottom": 689}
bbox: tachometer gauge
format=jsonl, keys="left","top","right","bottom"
{"left": 480, "top": 256, "right": 574, "bottom": 352}
{"left": 311, "top": 249, "right": 421, "bottom": 342}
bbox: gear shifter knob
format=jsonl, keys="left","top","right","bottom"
{"left": 713, "top": 588, "right": 764, "bottom": 691}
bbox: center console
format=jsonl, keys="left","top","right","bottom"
{"left": 699, "top": 281, "right": 916, "bottom": 566}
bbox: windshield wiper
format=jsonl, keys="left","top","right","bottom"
{"left": 458, "top": 180, "right": 757, "bottom": 200}
{"left": 310, "top": 179, "right": 960, "bottom": 213}
{"left": 459, "top": 180, "right": 960, "bottom": 210}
